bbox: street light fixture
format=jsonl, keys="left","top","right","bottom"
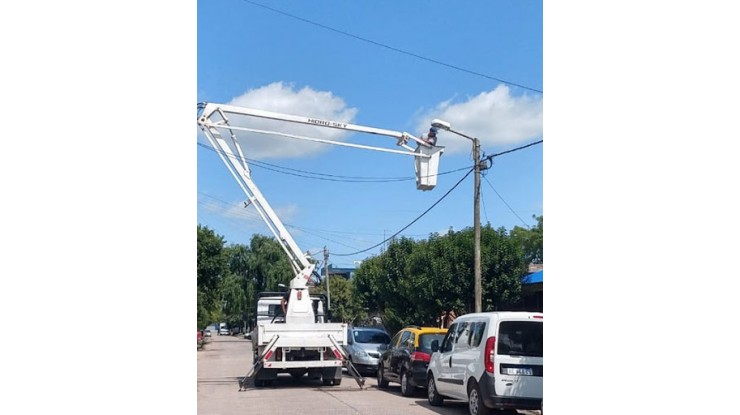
{"left": 431, "top": 119, "right": 484, "bottom": 313}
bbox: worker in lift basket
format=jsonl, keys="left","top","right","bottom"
{"left": 423, "top": 127, "right": 438, "bottom": 146}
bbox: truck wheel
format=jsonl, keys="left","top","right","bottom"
{"left": 467, "top": 380, "right": 491, "bottom": 415}
{"left": 400, "top": 370, "right": 414, "bottom": 396}
{"left": 427, "top": 374, "right": 443, "bottom": 406}
{"left": 377, "top": 364, "right": 389, "bottom": 388}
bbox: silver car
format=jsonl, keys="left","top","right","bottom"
{"left": 343, "top": 327, "right": 391, "bottom": 375}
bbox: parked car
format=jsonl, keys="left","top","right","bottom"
{"left": 342, "top": 327, "right": 391, "bottom": 375}
{"left": 377, "top": 325, "right": 448, "bottom": 396}
{"left": 219, "top": 327, "right": 229, "bottom": 336}
{"left": 204, "top": 329, "right": 212, "bottom": 337}
{"left": 426, "top": 311, "right": 543, "bottom": 415}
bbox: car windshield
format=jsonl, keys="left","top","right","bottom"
{"left": 418, "top": 333, "right": 446, "bottom": 353}
{"left": 353, "top": 330, "right": 390, "bottom": 344}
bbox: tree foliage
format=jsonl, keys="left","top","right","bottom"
{"left": 198, "top": 216, "right": 541, "bottom": 336}
{"left": 312, "top": 275, "right": 367, "bottom": 324}
{"left": 353, "top": 225, "right": 528, "bottom": 335}
{"left": 197, "top": 226, "right": 294, "bottom": 330}
{"left": 197, "top": 225, "right": 228, "bottom": 329}
{"left": 509, "top": 215, "right": 543, "bottom": 264}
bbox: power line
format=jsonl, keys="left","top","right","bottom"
{"left": 482, "top": 176, "right": 531, "bottom": 228}
{"left": 241, "top": 0, "right": 542, "bottom": 94}
{"left": 485, "top": 139, "right": 543, "bottom": 162}
{"left": 198, "top": 141, "right": 472, "bottom": 182}
{"left": 334, "top": 167, "right": 474, "bottom": 256}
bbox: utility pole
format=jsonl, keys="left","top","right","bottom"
{"left": 324, "top": 246, "right": 330, "bottom": 310}
{"left": 473, "top": 138, "right": 482, "bottom": 313}
{"left": 431, "top": 119, "right": 484, "bottom": 313}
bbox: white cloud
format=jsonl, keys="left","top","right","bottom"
{"left": 226, "top": 82, "right": 358, "bottom": 159}
{"left": 415, "top": 85, "right": 543, "bottom": 155}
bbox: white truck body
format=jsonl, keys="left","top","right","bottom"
{"left": 197, "top": 102, "right": 444, "bottom": 388}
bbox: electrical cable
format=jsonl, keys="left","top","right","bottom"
{"left": 198, "top": 141, "right": 472, "bottom": 182}
{"left": 485, "top": 139, "right": 543, "bottom": 161}
{"left": 333, "top": 167, "right": 474, "bottom": 256}
{"left": 240, "top": 0, "right": 542, "bottom": 94}
{"left": 482, "top": 176, "right": 532, "bottom": 228}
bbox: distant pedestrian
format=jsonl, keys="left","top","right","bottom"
{"left": 438, "top": 310, "right": 447, "bottom": 328}
{"left": 446, "top": 310, "right": 457, "bottom": 326}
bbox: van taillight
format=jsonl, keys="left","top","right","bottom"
{"left": 484, "top": 337, "right": 495, "bottom": 373}
{"left": 410, "top": 351, "right": 431, "bottom": 363}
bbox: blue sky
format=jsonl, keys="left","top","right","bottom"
{"left": 197, "top": 0, "right": 543, "bottom": 268}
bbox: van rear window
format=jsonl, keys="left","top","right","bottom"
{"left": 497, "top": 321, "right": 543, "bottom": 357}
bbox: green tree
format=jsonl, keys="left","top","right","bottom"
{"left": 197, "top": 225, "right": 228, "bottom": 329}
{"left": 509, "top": 215, "right": 543, "bottom": 265}
{"left": 478, "top": 224, "right": 528, "bottom": 310}
{"left": 313, "top": 275, "right": 366, "bottom": 324}
{"left": 246, "top": 234, "right": 293, "bottom": 292}
{"left": 352, "top": 226, "right": 528, "bottom": 335}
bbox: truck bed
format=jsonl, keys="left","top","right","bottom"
{"left": 256, "top": 322, "right": 347, "bottom": 348}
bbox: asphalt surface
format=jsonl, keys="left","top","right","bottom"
{"left": 197, "top": 333, "right": 541, "bottom": 415}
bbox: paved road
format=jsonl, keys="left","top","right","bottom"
{"left": 197, "top": 334, "right": 541, "bottom": 415}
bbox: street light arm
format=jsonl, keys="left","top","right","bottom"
{"left": 431, "top": 119, "right": 477, "bottom": 142}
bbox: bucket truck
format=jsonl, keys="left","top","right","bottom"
{"left": 197, "top": 102, "right": 444, "bottom": 389}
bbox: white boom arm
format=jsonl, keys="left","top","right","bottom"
{"left": 197, "top": 102, "right": 444, "bottom": 295}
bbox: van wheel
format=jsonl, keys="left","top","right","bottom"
{"left": 377, "top": 364, "right": 389, "bottom": 388}
{"left": 400, "top": 370, "right": 414, "bottom": 396}
{"left": 427, "top": 374, "right": 443, "bottom": 406}
{"left": 467, "top": 381, "right": 491, "bottom": 415}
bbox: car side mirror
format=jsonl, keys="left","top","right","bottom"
{"left": 431, "top": 340, "right": 439, "bottom": 352}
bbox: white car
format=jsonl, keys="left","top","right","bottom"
{"left": 219, "top": 327, "right": 229, "bottom": 336}
{"left": 426, "top": 311, "right": 543, "bottom": 415}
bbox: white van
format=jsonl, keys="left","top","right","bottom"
{"left": 426, "top": 311, "right": 543, "bottom": 415}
